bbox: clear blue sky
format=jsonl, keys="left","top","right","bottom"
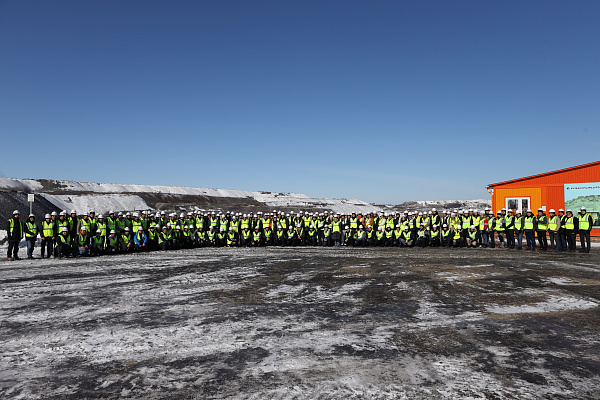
{"left": 1, "top": 1, "right": 599, "bottom": 204}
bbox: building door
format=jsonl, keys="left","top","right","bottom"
{"left": 505, "top": 197, "right": 530, "bottom": 213}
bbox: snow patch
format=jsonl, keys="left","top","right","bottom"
{"left": 487, "top": 294, "right": 599, "bottom": 314}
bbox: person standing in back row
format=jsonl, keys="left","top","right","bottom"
{"left": 578, "top": 207, "right": 593, "bottom": 253}
{"left": 7, "top": 210, "right": 24, "bottom": 261}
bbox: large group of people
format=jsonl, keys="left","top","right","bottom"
{"left": 4, "top": 206, "right": 595, "bottom": 261}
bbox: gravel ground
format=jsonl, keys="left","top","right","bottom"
{"left": 1, "top": 247, "right": 599, "bottom": 399}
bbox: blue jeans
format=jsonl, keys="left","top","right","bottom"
{"left": 516, "top": 232, "right": 523, "bottom": 249}
{"left": 26, "top": 239, "right": 36, "bottom": 258}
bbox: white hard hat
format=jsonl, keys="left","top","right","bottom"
{"left": 45, "top": 214, "right": 51, "bottom": 219}
{"left": 60, "top": 211, "right": 66, "bottom": 216}
{"left": 581, "top": 206, "right": 587, "bottom": 211}
{"left": 126, "top": 212, "right": 131, "bottom": 216}
{"left": 96, "top": 229, "right": 102, "bottom": 234}
{"left": 443, "top": 224, "right": 448, "bottom": 228}
{"left": 81, "top": 226, "right": 87, "bottom": 231}
{"left": 432, "top": 208, "right": 436, "bottom": 211}
{"left": 110, "top": 230, "right": 116, "bottom": 234}
{"left": 89, "top": 209, "right": 95, "bottom": 213}
{"left": 13, "top": 210, "right": 20, "bottom": 215}
{"left": 220, "top": 227, "right": 224, "bottom": 231}
{"left": 470, "top": 225, "right": 475, "bottom": 229}
{"left": 138, "top": 226, "right": 143, "bottom": 231}
{"left": 124, "top": 227, "right": 129, "bottom": 231}
{"left": 456, "top": 225, "right": 462, "bottom": 230}
{"left": 29, "top": 214, "right": 35, "bottom": 218}
{"left": 566, "top": 209, "right": 572, "bottom": 213}
{"left": 109, "top": 210, "right": 114, "bottom": 214}
{"left": 156, "top": 213, "right": 161, "bottom": 218}
{"left": 404, "top": 226, "right": 409, "bottom": 230}
{"left": 180, "top": 213, "right": 185, "bottom": 218}
{"left": 97, "top": 214, "right": 103, "bottom": 219}
{"left": 558, "top": 208, "right": 564, "bottom": 212}
{"left": 359, "top": 225, "right": 363, "bottom": 229}
{"left": 133, "top": 212, "right": 139, "bottom": 217}
{"left": 176, "top": 225, "right": 181, "bottom": 229}
{"left": 345, "top": 226, "right": 349, "bottom": 229}
{"left": 309, "top": 225, "right": 314, "bottom": 228}
{"left": 71, "top": 209, "right": 77, "bottom": 214}
{"left": 378, "top": 226, "right": 383, "bottom": 230}
{"left": 549, "top": 209, "right": 556, "bottom": 213}
{"left": 51, "top": 211, "right": 58, "bottom": 216}
{"left": 229, "top": 227, "right": 233, "bottom": 230}
{"left": 61, "top": 227, "right": 68, "bottom": 232}
{"left": 527, "top": 209, "right": 532, "bottom": 213}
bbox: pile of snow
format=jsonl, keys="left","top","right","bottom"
{"left": 0, "top": 178, "right": 43, "bottom": 192}
{"left": 42, "top": 194, "right": 151, "bottom": 214}
{"left": 412, "top": 199, "right": 492, "bottom": 209}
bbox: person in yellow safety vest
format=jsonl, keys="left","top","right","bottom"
{"left": 120, "top": 227, "right": 133, "bottom": 253}
{"left": 240, "top": 227, "right": 251, "bottom": 247}
{"left": 306, "top": 225, "right": 318, "bottom": 246}
{"left": 56, "top": 211, "right": 69, "bottom": 241}
{"left": 547, "top": 209, "right": 561, "bottom": 251}
{"left": 87, "top": 210, "right": 97, "bottom": 237}
{"left": 263, "top": 226, "right": 273, "bottom": 246}
{"left": 504, "top": 209, "right": 515, "bottom": 248}
{"left": 513, "top": 210, "right": 524, "bottom": 250}
{"left": 536, "top": 208, "right": 548, "bottom": 251}
{"left": 523, "top": 209, "right": 537, "bottom": 251}
{"left": 466, "top": 225, "right": 478, "bottom": 248}
{"left": 429, "top": 225, "right": 441, "bottom": 247}
{"left": 205, "top": 226, "right": 216, "bottom": 247}
{"left": 286, "top": 226, "right": 296, "bottom": 247}
{"left": 24, "top": 214, "right": 39, "bottom": 259}
{"left": 493, "top": 211, "right": 506, "bottom": 249}
{"left": 91, "top": 229, "right": 105, "bottom": 256}
{"left": 195, "top": 226, "right": 206, "bottom": 247}
{"left": 384, "top": 226, "right": 394, "bottom": 247}
{"left": 375, "top": 226, "right": 385, "bottom": 246}
{"left": 343, "top": 226, "right": 354, "bottom": 246}
{"left": 400, "top": 226, "right": 413, "bottom": 247}
{"left": 578, "top": 206, "right": 593, "bottom": 253}
{"left": 55, "top": 227, "right": 72, "bottom": 259}
{"left": 226, "top": 227, "right": 238, "bottom": 247}
{"left": 251, "top": 226, "right": 263, "bottom": 247}
{"left": 393, "top": 225, "right": 403, "bottom": 247}
{"left": 158, "top": 226, "right": 171, "bottom": 251}
{"left": 105, "top": 229, "right": 120, "bottom": 254}
{"left": 215, "top": 227, "right": 226, "bottom": 247}
{"left": 77, "top": 226, "right": 91, "bottom": 256}
{"left": 40, "top": 214, "right": 57, "bottom": 259}
{"left": 131, "top": 212, "right": 144, "bottom": 234}
{"left": 440, "top": 224, "right": 452, "bottom": 247}
{"left": 181, "top": 226, "right": 193, "bottom": 249}
{"left": 276, "top": 225, "right": 286, "bottom": 246}
{"left": 557, "top": 209, "right": 567, "bottom": 251}
{"left": 415, "top": 224, "right": 428, "bottom": 248}
{"left": 453, "top": 225, "right": 464, "bottom": 248}
{"left": 461, "top": 212, "right": 471, "bottom": 238}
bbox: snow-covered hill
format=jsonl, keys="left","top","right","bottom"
{"left": 0, "top": 177, "right": 491, "bottom": 216}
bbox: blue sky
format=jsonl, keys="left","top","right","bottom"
{"left": 1, "top": 1, "right": 599, "bottom": 204}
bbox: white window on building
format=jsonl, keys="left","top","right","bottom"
{"left": 505, "top": 197, "right": 530, "bottom": 213}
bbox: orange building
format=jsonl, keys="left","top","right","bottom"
{"left": 487, "top": 161, "right": 600, "bottom": 235}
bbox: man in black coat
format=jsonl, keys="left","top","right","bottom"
{"left": 7, "top": 210, "right": 24, "bottom": 261}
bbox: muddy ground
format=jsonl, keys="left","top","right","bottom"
{"left": 1, "top": 248, "right": 599, "bottom": 399}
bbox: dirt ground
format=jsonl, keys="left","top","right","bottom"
{"left": 1, "top": 247, "right": 599, "bottom": 399}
